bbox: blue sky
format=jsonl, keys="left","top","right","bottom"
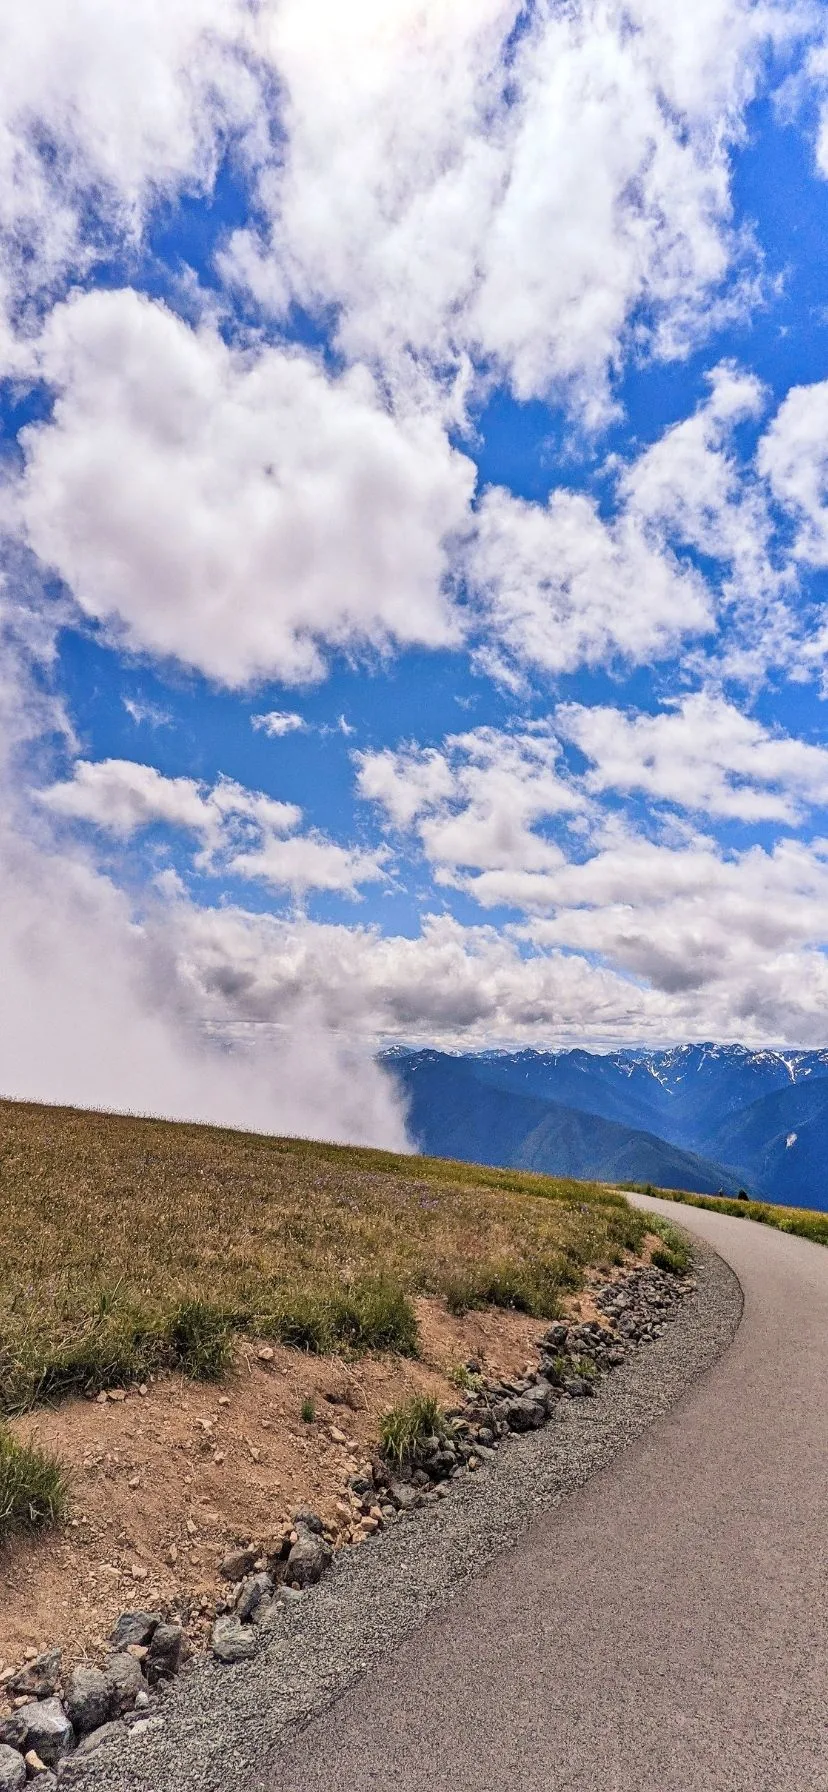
{"left": 3, "top": 2, "right": 828, "bottom": 1134}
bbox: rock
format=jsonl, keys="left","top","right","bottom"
{"left": 144, "top": 1622, "right": 184, "bottom": 1685}
{"left": 219, "top": 1544, "right": 258, "bottom": 1582}
{"left": 6, "top": 1650, "right": 61, "bottom": 1700}
{"left": 74, "top": 1721, "right": 128, "bottom": 1759}
{"left": 13, "top": 1701, "right": 73, "bottom": 1768}
{"left": 285, "top": 1529, "right": 331, "bottom": 1588}
{"left": 235, "top": 1573, "right": 274, "bottom": 1623}
{"left": 0, "top": 1719, "right": 26, "bottom": 1752}
{"left": 292, "top": 1507, "right": 324, "bottom": 1536}
{"left": 109, "top": 1612, "right": 160, "bottom": 1651}
{"left": 497, "top": 1395, "right": 546, "bottom": 1431}
{"left": 64, "top": 1665, "right": 111, "bottom": 1736}
{"left": 34, "top": 1777, "right": 57, "bottom": 1791}
{"left": 347, "top": 1476, "right": 373, "bottom": 1497}
{"left": 128, "top": 1716, "right": 165, "bottom": 1741}
{"left": 25, "top": 1754, "right": 47, "bottom": 1776}
{"left": 210, "top": 1618, "right": 256, "bottom": 1665}
{"left": 0, "top": 1745, "right": 26, "bottom": 1792}
{"left": 104, "top": 1653, "right": 145, "bottom": 1714}
{"left": 387, "top": 1478, "right": 419, "bottom": 1512}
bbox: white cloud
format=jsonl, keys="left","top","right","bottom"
{"left": 758, "top": 378, "right": 828, "bottom": 565}
{"left": 123, "top": 695, "right": 173, "bottom": 729}
{"left": 166, "top": 853, "right": 828, "bottom": 1049}
{"left": 17, "top": 288, "right": 476, "bottom": 686}
{"left": 0, "top": 604, "right": 407, "bottom": 1141}
{"left": 557, "top": 693, "right": 828, "bottom": 822}
{"left": 622, "top": 363, "right": 772, "bottom": 590}
{"left": 40, "top": 756, "right": 386, "bottom": 898}
{"left": 357, "top": 725, "right": 581, "bottom": 876}
{"left": 466, "top": 485, "right": 713, "bottom": 679}
{"left": 0, "top": 0, "right": 263, "bottom": 369}
{"left": 251, "top": 710, "right": 306, "bottom": 737}
{"left": 230, "top": 0, "right": 797, "bottom": 414}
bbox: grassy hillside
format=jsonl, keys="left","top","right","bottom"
{"left": 0, "top": 1098, "right": 647, "bottom": 1414}
{"left": 627, "top": 1183, "right": 828, "bottom": 1247}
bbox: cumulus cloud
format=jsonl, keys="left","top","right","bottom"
{"left": 164, "top": 854, "right": 828, "bottom": 1049}
{"left": 17, "top": 288, "right": 475, "bottom": 686}
{"left": 622, "top": 363, "right": 773, "bottom": 590}
{"left": 357, "top": 725, "right": 582, "bottom": 877}
{"left": 231, "top": 0, "right": 797, "bottom": 415}
{"left": 0, "top": 0, "right": 263, "bottom": 369}
{"left": 466, "top": 485, "right": 713, "bottom": 680}
{"left": 0, "top": 614, "right": 407, "bottom": 1142}
{"left": 41, "top": 755, "right": 387, "bottom": 899}
{"left": 251, "top": 710, "right": 306, "bottom": 737}
{"left": 557, "top": 693, "right": 828, "bottom": 822}
{"left": 758, "top": 378, "right": 828, "bottom": 565}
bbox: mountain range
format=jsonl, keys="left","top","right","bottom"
{"left": 384, "top": 1044, "right": 828, "bottom": 1212}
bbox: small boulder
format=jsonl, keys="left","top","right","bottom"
{"left": 64, "top": 1664, "right": 111, "bottom": 1736}
{"left": 0, "top": 1745, "right": 26, "bottom": 1792}
{"left": 210, "top": 1618, "right": 256, "bottom": 1665}
{"left": 6, "top": 1650, "right": 61, "bottom": 1701}
{"left": 497, "top": 1395, "right": 546, "bottom": 1432}
{"left": 285, "top": 1528, "right": 331, "bottom": 1588}
{"left": 13, "top": 1699, "right": 73, "bottom": 1768}
{"left": 145, "top": 1622, "right": 184, "bottom": 1685}
{"left": 235, "top": 1572, "right": 274, "bottom": 1623}
{"left": 109, "top": 1612, "right": 160, "bottom": 1651}
{"left": 104, "top": 1653, "right": 145, "bottom": 1714}
{"left": 292, "top": 1507, "right": 324, "bottom": 1536}
{"left": 219, "top": 1544, "right": 258, "bottom": 1582}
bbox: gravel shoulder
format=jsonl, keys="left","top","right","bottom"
{"left": 76, "top": 1235, "right": 741, "bottom": 1791}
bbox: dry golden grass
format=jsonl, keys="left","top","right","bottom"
{"left": 0, "top": 1098, "right": 646, "bottom": 1412}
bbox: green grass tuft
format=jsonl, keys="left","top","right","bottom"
{"left": 0, "top": 1424, "right": 69, "bottom": 1541}
{"left": 165, "top": 1300, "right": 233, "bottom": 1381}
{"left": 300, "top": 1396, "right": 315, "bottom": 1423}
{"left": 379, "top": 1393, "right": 450, "bottom": 1467}
{"left": 444, "top": 1258, "right": 566, "bottom": 1319}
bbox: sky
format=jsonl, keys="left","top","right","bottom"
{"left": 3, "top": 1, "right": 828, "bottom": 1138}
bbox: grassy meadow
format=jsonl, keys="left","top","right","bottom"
{"left": 0, "top": 1098, "right": 647, "bottom": 1416}
{"left": 627, "top": 1182, "right": 828, "bottom": 1247}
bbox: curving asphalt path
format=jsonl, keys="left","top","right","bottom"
{"left": 265, "top": 1197, "right": 828, "bottom": 1792}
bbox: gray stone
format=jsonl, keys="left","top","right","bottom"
{"left": 12, "top": 1700, "right": 73, "bottom": 1768}
{"left": 286, "top": 1528, "right": 331, "bottom": 1588}
{"left": 64, "top": 1664, "right": 111, "bottom": 1736}
{"left": 387, "top": 1478, "right": 419, "bottom": 1512}
{"left": 145, "top": 1621, "right": 184, "bottom": 1684}
{"left": 234, "top": 1571, "right": 274, "bottom": 1622}
{"left": 210, "top": 1618, "right": 256, "bottom": 1664}
{"left": 5, "top": 1649, "right": 61, "bottom": 1700}
{"left": 499, "top": 1395, "right": 546, "bottom": 1431}
{"left": 219, "top": 1544, "right": 258, "bottom": 1582}
{"left": 104, "top": 1652, "right": 145, "bottom": 1713}
{"left": 0, "top": 1719, "right": 26, "bottom": 1753}
{"left": 128, "top": 1716, "right": 165, "bottom": 1741}
{"left": 109, "top": 1611, "right": 160, "bottom": 1651}
{"left": 292, "top": 1507, "right": 324, "bottom": 1536}
{"left": 0, "top": 1745, "right": 26, "bottom": 1792}
{"left": 74, "top": 1722, "right": 128, "bottom": 1759}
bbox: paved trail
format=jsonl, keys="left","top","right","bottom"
{"left": 266, "top": 1197, "right": 828, "bottom": 1792}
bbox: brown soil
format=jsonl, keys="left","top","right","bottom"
{"left": 0, "top": 1298, "right": 547, "bottom": 1679}
{"left": 0, "top": 1247, "right": 656, "bottom": 1688}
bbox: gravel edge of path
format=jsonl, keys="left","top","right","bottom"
{"left": 74, "top": 1237, "right": 743, "bottom": 1792}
